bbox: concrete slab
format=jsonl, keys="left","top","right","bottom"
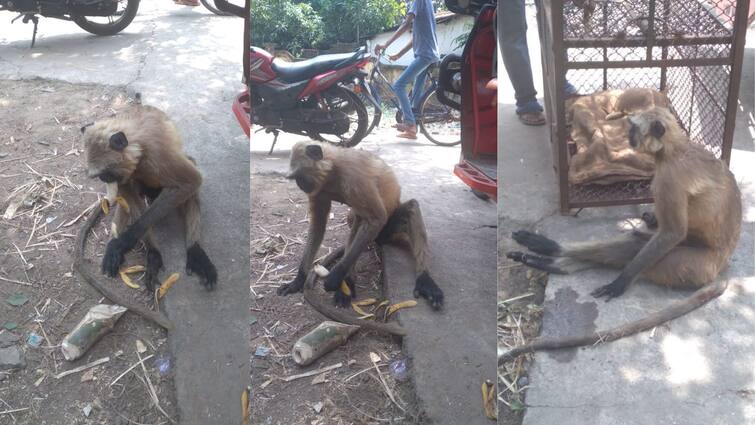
{"left": 1, "top": 4, "right": 250, "bottom": 424}
{"left": 500, "top": 7, "right": 755, "bottom": 425}
{"left": 251, "top": 129, "right": 498, "bottom": 424}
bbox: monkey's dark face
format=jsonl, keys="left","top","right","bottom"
{"left": 628, "top": 112, "right": 666, "bottom": 154}
{"left": 82, "top": 126, "right": 140, "bottom": 184}
{"left": 287, "top": 142, "right": 331, "bottom": 195}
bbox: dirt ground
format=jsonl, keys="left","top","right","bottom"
{"left": 0, "top": 79, "right": 176, "bottom": 424}
{"left": 498, "top": 261, "right": 548, "bottom": 425}
{"left": 250, "top": 173, "right": 424, "bottom": 425}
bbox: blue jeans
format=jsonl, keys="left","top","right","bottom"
{"left": 394, "top": 55, "right": 436, "bottom": 125}
{"left": 501, "top": 0, "right": 577, "bottom": 115}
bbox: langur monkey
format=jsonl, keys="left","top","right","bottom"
{"left": 277, "top": 142, "right": 444, "bottom": 310}
{"left": 81, "top": 95, "right": 217, "bottom": 292}
{"left": 502, "top": 107, "right": 742, "bottom": 361}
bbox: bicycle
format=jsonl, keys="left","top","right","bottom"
{"left": 364, "top": 53, "right": 461, "bottom": 147}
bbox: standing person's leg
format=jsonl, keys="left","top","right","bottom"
{"left": 500, "top": 0, "right": 545, "bottom": 125}
{"left": 411, "top": 68, "right": 429, "bottom": 112}
{"left": 394, "top": 56, "right": 435, "bottom": 137}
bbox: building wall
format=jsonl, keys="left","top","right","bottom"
{"left": 365, "top": 15, "right": 473, "bottom": 67}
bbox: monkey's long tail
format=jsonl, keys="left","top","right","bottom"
{"left": 499, "top": 278, "right": 728, "bottom": 364}
{"left": 303, "top": 247, "right": 408, "bottom": 336}
{"left": 74, "top": 201, "right": 174, "bottom": 330}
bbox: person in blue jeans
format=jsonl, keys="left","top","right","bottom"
{"left": 375, "top": 0, "right": 439, "bottom": 139}
{"left": 501, "top": 0, "right": 577, "bottom": 126}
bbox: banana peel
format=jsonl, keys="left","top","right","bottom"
{"left": 351, "top": 303, "right": 375, "bottom": 320}
{"left": 119, "top": 270, "right": 140, "bottom": 289}
{"left": 122, "top": 265, "right": 145, "bottom": 274}
{"left": 386, "top": 300, "right": 417, "bottom": 318}
{"left": 158, "top": 273, "right": 180, "bottom": 299}
{"left": 353, "top": 298, "right": 377, "bottom": 307}
{"left": 481, "top": 380, "right": 496, "bottom": 420}
{"left": 241, "top": 388, "right": 250, "bottom": 425}
{"left": 115, "top": 196, "right": 129, "bottom": 213}
{"left": 340, "top": 281, "right": 351, "bottom": 296}
{"left": 100, "top": 198, "right": 110, "bottom": 215}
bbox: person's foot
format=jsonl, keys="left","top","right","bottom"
{"left": 397, "top": 124, "right": 418, "bottom": 139}
{"left": 174, "top": 0, "right": 199, "bottom": 6}
{"left": 517, "top": 111, "right": 546, "bottom": 126}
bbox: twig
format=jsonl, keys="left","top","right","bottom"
{"left": 55, "top": 356, "right": 110, "bottom": 379}
{"left": 0, "top": 407, "right": 29, "bottom": 416}
{"left": 137, "top": 350, "right": 176, "bottom": 424}
{"left": 110, "top": 354, "right": 155, "bottom": 386}
{"left": 281, "top": 362, "right": 343, "bottom": 382}
{"left": 370, "top": 354, "right": 404, "bottom": 412}
{"left": 0, "top": 275, "right": 34, "bottom": 287}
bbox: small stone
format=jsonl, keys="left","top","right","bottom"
{"left": 0, "top": 346, "right": 26, "bottom": 370}
{"left": 0, "top": 332, "right": 20, "bottom": 348}
{"left": 83, "top": 404, "right": 92, "bottom": 417}
{"left": 254, "top": 346, "right": 270, "bottom": 357}
{"left": 312, "top": 401, "right": 323, "bottom": 413}
{"left": 517, "top": 376, "right": 529, "bottom": 387}
{"left": 135, "top": 339, "right": 147, "bottom": 353}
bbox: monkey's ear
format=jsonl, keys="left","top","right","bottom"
{"left": 109, "top": 132, "right": 129, "bottom": 151}
{"left": 305, "top": 145, "right": 324, "bottom": 161}
{"left": 649, "top": 120, "right": 665, "bottom": 139}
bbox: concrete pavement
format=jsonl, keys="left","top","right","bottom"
{"left": 1, "top": 4, "right": 250, "bottom": 424}
{"left": 499, "top": 6, "right": 755, "bottom": 425}
{"left": 251, "top": 129, "right": 498, "bottom": 424}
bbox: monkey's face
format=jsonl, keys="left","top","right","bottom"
{"left": 628, "top": 109, "right": 667, "bottom": 154}
{"left": 287, "top": 143, "right": 331, "bottom": 195}
{"left": 82, "top": 125, "right": 140, "bottom": 184}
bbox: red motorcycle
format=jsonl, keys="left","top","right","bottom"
{"left": 240, "top": 46, "right": 377, "bottom": 149}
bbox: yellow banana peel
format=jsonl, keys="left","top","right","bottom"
{"left": 158, "top": 273, "right": 180, "bottom": 299}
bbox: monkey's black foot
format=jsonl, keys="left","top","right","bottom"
{"left": 277, "top": 269, "right": 305, "bottom": 296}
{"left": 102, "top": 237, "right": 129, "bottom": 277}
{"left": 323, "top": 265, "right": 347, "bottom": 292}
{"left": 414, "top": 271, "right": 443, "bottom": 310}
{"left": 591, "top": 277, "right": 628, "bottom": 301}
{"left": 144, "top": 247, "right": 163, "bottom": 292}
{"left": 506, "top": 251, "right": 566, "bottom": 274}
{"left": 512, "top": 230, "right": 561, "bottom": 256}
{"left": 332, "top": 277, "right": 355, "bottom": 308}
{"left": 641, "top": 212, "right": 658, "bottom": 229}
{"left": 186, "top": 243, "right": 218, "bottom": 290}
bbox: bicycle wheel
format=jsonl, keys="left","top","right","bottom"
{"left": 72, "top": 0, "right": 140, "bottom": 36}
{"left": 418, "top": 89, "right": 461, "bottom": 146}
{"left": 310, "top": 86, "right": 369, "bottom": 148}
{"left": 200, "top": 0, "right": 231, "bottom": 15}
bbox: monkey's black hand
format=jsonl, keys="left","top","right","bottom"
{"left": 144, "top": 247, "right": 163, "bottom": 292}
{"left": 277, "top": 269, "right": 306, "bottom": 296}
{"left": 591, "top": 277, "right": 628, "bottom": 301}
{"left": 641, "top": 212, "right": 658, "bottom": 229}
{"left": 186, "top": 243, "right": 218, "bottom": 290}
{"left": 102, "top": 237, "right": 131, "bottom": 277}
{"left": 333, "top": 276, "right": 355, "bottom": 308}
{"left": 414, "top": 271, "right": 444, "bottom": 310}
{"left": 323, "top": 265, "right": 347, "bottom": 292}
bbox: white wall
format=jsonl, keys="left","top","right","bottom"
{"left": 365, "top": 15, "right": 474, "bottom": 67}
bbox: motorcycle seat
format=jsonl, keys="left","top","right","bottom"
{"left": 272, "top": 52, "right": 361, "bottom": 83}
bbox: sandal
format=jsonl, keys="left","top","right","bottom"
{"left": 397, "top": 129, "right": 418, "bottom": 139}
{"left": 174, "top": 0, "right": 200, "bottom": 6}
{"left": 518, "top": 111, "right": 546, "bottom": 126}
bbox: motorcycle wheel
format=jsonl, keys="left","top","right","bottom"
{"left": 200, "top": 0, "right": 231, "bottom": 15}
{"left": 310, "top": 86, "right": 369, "bottom": 148}
{"left": 72, "top": 0, "right": 140, "bottom": 36}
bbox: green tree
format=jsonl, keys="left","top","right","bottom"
{"left": 309, "top": 0, "right": 406, "bottom": 45}
{"left": 251, "top": 0, "right": 326, "bottom": 55}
